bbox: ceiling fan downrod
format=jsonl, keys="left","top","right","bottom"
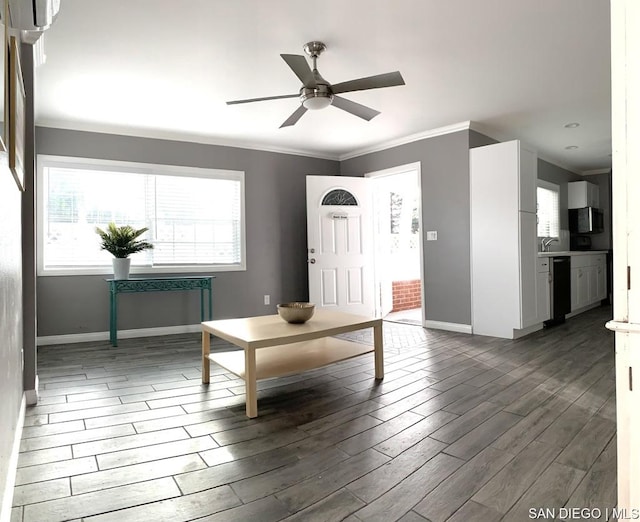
{"left": 301, "top": 41, "right": 332, "bottom": 110}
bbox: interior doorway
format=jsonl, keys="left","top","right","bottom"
{"left": 366, "top": 163, "right": 423, "bottom": 325}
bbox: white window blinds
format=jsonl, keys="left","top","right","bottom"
{"left": 39, "top": 156, "right": 245, "bottom": 273}
{"left": 537, "top": 182, "right": 560, "bottom": 238}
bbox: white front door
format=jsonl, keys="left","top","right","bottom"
{"left": 306, "top": 176, "right": 374, "bottom": 317}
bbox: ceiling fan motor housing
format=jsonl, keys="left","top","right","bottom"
{"left": 300, "top": 84, "right": 333, "bottom": 110}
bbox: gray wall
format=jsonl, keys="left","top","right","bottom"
{"left": 469, "top": 129, "right": 499, "bottom": 149}
{"left": 340, "top": 130, "right": 473, "bottom": 326}
{"left": 0, "top": 45, "right": 27, "bottom": 512}
{"left": 35, "top": 128, "right": 339, "bottom": 336}
{"left": 33, "top": 126, "right": 611, "bottom": 338}
{"left": 0, "top": 162, "right": 24, "bottom": 518}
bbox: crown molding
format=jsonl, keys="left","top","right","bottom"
{"left": 35, "top": 121, "right": 341, "bottom": 162}
{"left": 581, "top": 168, "right": 611, "bottom": 176}
{"left": 468, "top": 121, "right": 511, "bottom": 143}
{"left": 338, "top": 121, "right": 473, "bottom": 161}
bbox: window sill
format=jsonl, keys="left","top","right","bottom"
{"left": 37, "top": 264, "right": 246, "bottom": 277}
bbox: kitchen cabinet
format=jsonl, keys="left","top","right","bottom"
{"left": 520, "top": 212, "right": 539, "bottom": 327}
{"left": 587, "top": 265, "right": 598, "bottom": 303}
{"left": 595, "top": 255, "right": 607, "bottom": 300}
{"left": 570, "top": 253, "right": 606, "bottom": 312}
{"left": 568, "top": 180, "right": 600, "bottom": 208}
{"left": 536, "top": 258, "right": 551, "bottom": 323}
{"left": 571, "top": 266, "right": 587, "bottom": 310}
{"left": 470, "top": 139, "right": 540, "bottom": 339}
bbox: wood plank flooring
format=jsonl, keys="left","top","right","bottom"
{"left": 11, "top": 306, "right": 616, "bottom": 521}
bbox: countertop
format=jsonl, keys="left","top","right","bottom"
{"left": 537, "top": 250, "right": 608, "bottom": 257}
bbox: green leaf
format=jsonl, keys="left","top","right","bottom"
{"left": 95, "top": 222, "right": 154, "bottom": 258}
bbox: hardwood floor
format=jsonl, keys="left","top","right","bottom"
{"left": 11, "top": 306, "right": 616, "bottom": 521}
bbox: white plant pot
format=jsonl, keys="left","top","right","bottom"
{"left": 112, "top": 258, "right": 131, "bottom": 280}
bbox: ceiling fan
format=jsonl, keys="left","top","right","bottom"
{"left": 226, "top": 41, "right": 406, "bottom": 128}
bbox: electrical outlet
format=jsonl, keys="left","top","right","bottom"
{"left": 427, "top": 231, "right": 438, "bottom": 241}
{"left": 264, "top": 295, "right": 270, "bottom": 305}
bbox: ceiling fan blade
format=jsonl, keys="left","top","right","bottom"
{"left": 332, "top": 71, "right": 405, "bottom": 94}
{"left": 281, "top": 54, "right": 317, "bottom": 88}
{"left": 280, "top": 105, "right": 308, "bottom": 128}
{"left": 226, "top": 93, "right": 299, "bottom": 105}
{"left": 331, "top": 96, "right": 380, "bottom": 121}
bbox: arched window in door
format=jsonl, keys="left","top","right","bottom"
{"left": 321, "top": 189, "right": 358, "bottom": 206}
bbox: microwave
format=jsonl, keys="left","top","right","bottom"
{"left": 569, "top": 207, "right": 604, "bottom": 234}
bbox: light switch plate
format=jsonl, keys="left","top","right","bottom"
{"left": 427, "top": 231, "right": 438, "bottom": 241}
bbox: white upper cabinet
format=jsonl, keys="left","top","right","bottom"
{"left": 568, "top": 180, "right": 600, "bottom": 208}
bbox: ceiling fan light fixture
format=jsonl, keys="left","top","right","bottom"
{"left": 300, "top": 88, "right": 333, "bottom": 110}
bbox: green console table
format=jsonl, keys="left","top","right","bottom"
{"left": 107, "top": 276, "right": 214, "bottom": 347}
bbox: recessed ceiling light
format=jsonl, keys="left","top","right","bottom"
{"left": 564, "top": 122, "right": 580, "bottom": 128}
{"left": 565, "top": 145, "right": 579, "bottom": 150}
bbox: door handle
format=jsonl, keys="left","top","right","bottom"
{"left": 308, "top": 259, "right": 316, "bottom": 264}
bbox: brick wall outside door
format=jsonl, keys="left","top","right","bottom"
{"left": 391, "top": 279, "right": 421, "bottom": 311}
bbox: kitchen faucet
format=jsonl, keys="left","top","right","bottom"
{"left": 541, "top": 237, "right": 558, "bottom": 252}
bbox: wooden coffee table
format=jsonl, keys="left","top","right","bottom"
{"left": 201, "top": 309, "right": 384, "bottom": 418}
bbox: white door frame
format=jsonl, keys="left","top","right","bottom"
{"left": 365, "top": 162, "right": 424, "bottom": 324}
{"left": 607, "top": 0, "right": 640, "bottom": 510}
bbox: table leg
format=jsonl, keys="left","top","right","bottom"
{"left": 110, "top": 291, "right": 118, "bottom": 347}
{"left": 208, "top": 286, "right": 213, "bottom": 321}
{"left": 201, "top": 330, "right": 210, "bottom": 384}
{"left": 244, "top": 348, "right": 258, "bottom": 418}
{"left": 373, "top": 320, "right": 384, "bottom": 379}
{"left": 200, "top": 288, "right": 205, "bottom": 322}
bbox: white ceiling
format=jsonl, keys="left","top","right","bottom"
{"left": 34, "top": 0, "right": 611, "bottom": 173}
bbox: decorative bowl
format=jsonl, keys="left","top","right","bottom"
{"left": 277, "top": 302, "right": 315, "bottom": 324}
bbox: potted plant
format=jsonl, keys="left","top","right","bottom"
{"left": 95, "top": 222, "right": 154, "bottom": 280}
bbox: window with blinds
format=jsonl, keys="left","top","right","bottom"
{"left": 38, "top": 156, "right": 245, "bottom": 274}
{"left": 537, "top": 181, "right": 560, "bottom": 238}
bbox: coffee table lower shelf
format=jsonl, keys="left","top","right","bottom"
{"left": 207, "top": 337, "right": 373, "bottom": 381}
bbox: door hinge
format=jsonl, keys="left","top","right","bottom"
{"left": 630, "top": 367, "right": 634, "bottom": 391}
{"left": 628, "top": 266, "right": 632, "bottom": 290}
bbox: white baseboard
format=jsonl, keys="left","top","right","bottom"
{"left": 37, "top": 324, "right": 201, "bottom": 346}
{"left": 25, "top": 375, "right": 39, "bottom": 406}
{"left": 1, "top": 394, "right": 25, "bottom": 522}
{"left": 424, "top": 320, "right": 473, "bottom": 334}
